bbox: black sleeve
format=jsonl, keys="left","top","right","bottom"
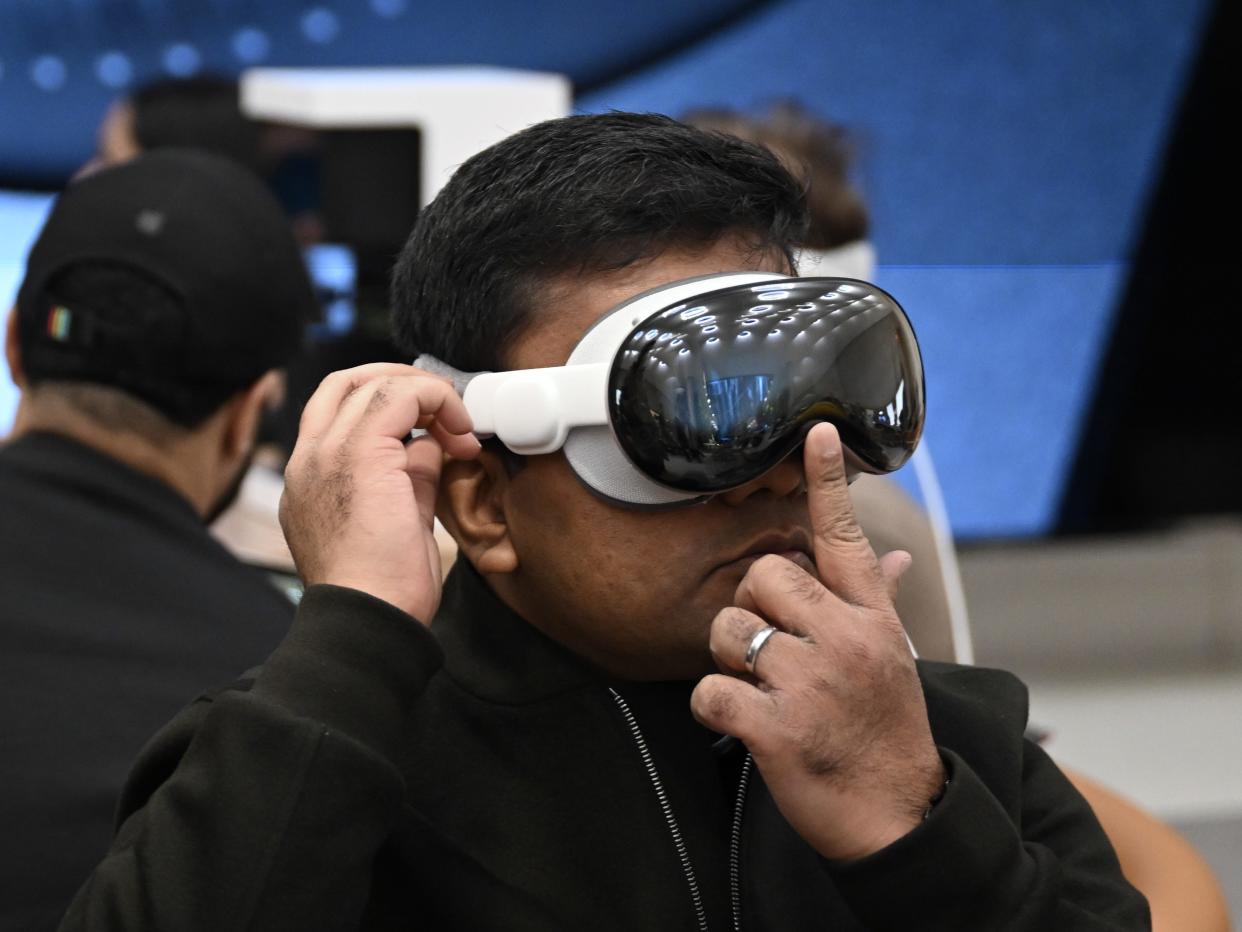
{"left": 823, "top": 736, "right": 1151, "bottom": 929}
{"left": 58, "top": 585, "right": 443, "bottom": 932}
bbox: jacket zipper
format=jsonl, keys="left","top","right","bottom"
{"left": 729, "top": 754, "right": 753, "bottom": 931}
{"left": 609, "top": 689, "right": 753, "bottom": 932}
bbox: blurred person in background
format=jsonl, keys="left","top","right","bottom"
{"left": 0, "top": 150, "right": 315, "bottom": 928}
{"left": 61, "top": 113, "right": 1146, "bottom": 931}
{"left": 77, "top": 74, "right": 325, "bottom": 570}
{"left": 87, "top": 74, "right": 325, "bottom": 249}
{"left": 684, "top": 101, "right": 1229, "bottom": 932}
{"left": 89, "top": 75, "right": 261, "bottom": 175}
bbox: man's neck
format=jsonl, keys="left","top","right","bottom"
{"left": 12, "top": 405, "right": 212, "bottom": 519}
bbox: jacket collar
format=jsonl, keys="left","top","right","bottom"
{"left": 432, "top": 560, "right": 601, "bottom": 704}
{"left": 431, "top": 559, "right": 742, "bottom": 757}
{"left": 1, "top": 430, "right": 202, "bottom": 528}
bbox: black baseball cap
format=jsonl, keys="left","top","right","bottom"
{"left": 16, "top": 149, "right": 316, "bottom": 421}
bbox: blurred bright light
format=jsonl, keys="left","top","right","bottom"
{"left": 301, "top": 8, "right": 341, "bottom": 44}
{"left": 95, "top": 52, "right": 133, "bottom": 89}
{"left": 162, "top": 43, "right": 202, "bottom": 77}
{"left": 31, "top": 56, "right": 67, "bottom": 92}
{"left": 231, "top": 28, "right": 271, "bottom": 64}
{"left": 370, "top": 0, "right": 407, "bottom": 18}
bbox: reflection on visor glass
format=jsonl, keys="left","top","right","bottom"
{"left": 608, "top": 279, "right": 924, "bottom": 493}
{"left": 703, "top": 374, "right": 772, "bottom": 444}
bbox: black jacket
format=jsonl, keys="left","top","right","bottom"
{"left": 0, "top": 432, "right": 295, "bottom": 930}
{"left": 60, "top": 561, "right": 1149, "bottom": 931}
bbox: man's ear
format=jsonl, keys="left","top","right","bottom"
{"left": 5, "top": 306, "right": 26, "bottom": 388}
{"left": 220, "top": 369, "right": 284, "bottom": 460}
{"left": 437, "top": 449, "right": 519, "bottom": 576}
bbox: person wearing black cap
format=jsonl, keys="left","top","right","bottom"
{"left": 0, "top": 148, "right": 316, "bottom": 929}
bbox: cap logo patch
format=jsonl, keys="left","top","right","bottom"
{"left": 135, "top": 209, "right": 165, "bottom": 236}
{"left": 47, "top": 305, "right": 72, "bottom": 342}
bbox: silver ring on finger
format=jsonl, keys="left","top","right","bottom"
{"left": 744, "top": 625, "right": 778, "bottom": 675}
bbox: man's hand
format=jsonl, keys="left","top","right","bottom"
{"left": 691, "top": 422, "right": 945, "bottom": 861}
{"left": 279, "top": 363, "right": 481, "bottom": 624}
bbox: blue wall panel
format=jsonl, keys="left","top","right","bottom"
{"left": 580, "top": 0, "right": 1210, "bottom": 265}
{"left": 877, "top": 263, "right": 1126, "bottom": 537}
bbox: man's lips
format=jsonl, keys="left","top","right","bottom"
{"left": 713, "top": 531, "right": 817, "bottom": 576}
{"left": 719, "top": 549, "right": 818, "bottom": 576}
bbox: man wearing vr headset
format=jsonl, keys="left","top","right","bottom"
{"left": 62, "top": 114, "right": 1148, "bottom": 930}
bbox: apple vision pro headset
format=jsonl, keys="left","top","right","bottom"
{"left": 415, "top": 272, "right": 925, "bottom": 508}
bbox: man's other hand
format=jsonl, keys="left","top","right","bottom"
{"left": 280, "top": 364, "right": 481, "bottom": 624}
{"left": 691, "top": 422, "right": 945, "bottom": 862}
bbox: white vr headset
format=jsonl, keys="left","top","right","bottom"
{"left": 417, "top": 269, "right": 924, "bottom": 509}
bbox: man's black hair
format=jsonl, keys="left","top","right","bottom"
{"left": 391, "top": 112, "right": 808, "bottom": 373}
{"left": 130, "top": 76, "right": 260, "bottom": 172}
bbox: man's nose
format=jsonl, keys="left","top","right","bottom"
{"left": 716, "top": 453, "right": 805, "bottom": 507}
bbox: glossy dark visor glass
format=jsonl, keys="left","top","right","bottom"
{"left": 607, "top": 278, "right": 924, "bottom": 494}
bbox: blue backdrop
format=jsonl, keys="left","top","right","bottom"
{"left": 0, "top": 0, "right": 1214, "bottom": 537}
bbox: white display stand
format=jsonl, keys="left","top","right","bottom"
{"left": 241, "top": 66, "right": 571, "bottom": 205}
